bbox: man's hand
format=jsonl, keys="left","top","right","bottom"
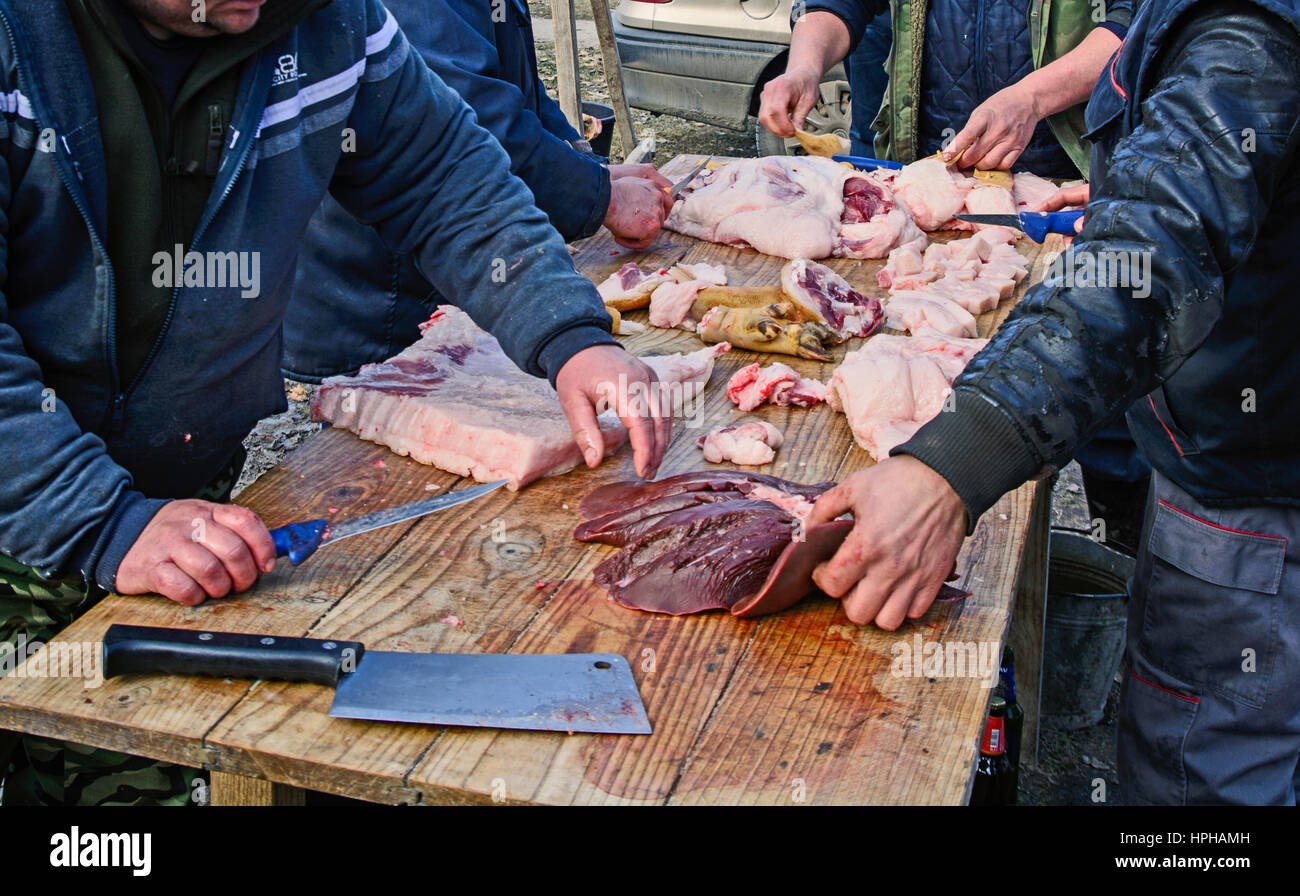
{"left": 116, "top": 500, "right": 277, "bottom": 606}
{"left": 1035, "top": 185, "right": 1089, "bottom": 243}
{"left": 556, "top": 344, "right": 672, "bottom": 479}
{"left": 942, "top": 82, "right": 1041, "bottom": 171}
{"left": 1035, "top": 184, "right": 1089, "bottom": 218}
{"left": 805, "top": 456, "right": 967, "bottom": 629}
{"left": 758, "top": 64, "right": 822, "bottom": 139}
{"left": 608, "top": 163, "right": 672, "bottom": 190}
{"left": 605, "top": 176, "right": 674, "bottom": 249}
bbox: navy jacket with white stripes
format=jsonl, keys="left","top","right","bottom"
{"left": 0, "top": 0, "right": 617, "bottom": 591}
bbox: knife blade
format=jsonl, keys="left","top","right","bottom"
{"left": 954, "top": 210, "right": 1084, "bottom": 242}
{"left": 666, "top": 157, "right": 710, "bottom": 199}
{"left": 269, "top": 478, "right": 508, "bottom": 565}
{"left": 102, "top": 624, "right": 653, "bottom": 734}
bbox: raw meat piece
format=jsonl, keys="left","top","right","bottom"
{"left": 675, "top": 262, "right": 727, "bottom": 285}
{"left": 827, "top": 327, "right": 988, "bottom": 460}
{"left": 780, "top": 259, "right": 885, "bottom": 338}
{"left": 592, "top": 504, "right": 799, "bottom": 615}
{"left": 952, "top": 184, "right": 1019, "bottom": 236}
{"left": 731, "top": 520, "right": 855, "bottom": 617}
{"left": 578, "top": 470, "right": 833, "bottom": 521}
{"left": 889, "top": 158, "right": 974, "bottom": 230}
{"left": 697, "top": 421, "right": 785, "bottom": 465}
{"left": 742, "top": 483, "right": 817, "bottom": 522}
{"left": 666, "top": 156, "right": 846, "bottom": 258}
{"left": 579, "top": 472, "right": 950, "bottom": 618}
{"left": 664, "top": 156, "right": 922, "bottom": 261}
{"left": 639, "top": 342, "right": 730, "bottom": 416}
{"left": 313, "top": 306, "right": 625, "bottom": 489}
{"left": 579, "top": 473, "right": 841, "bottom": 617}
{"left": 596, "top": 262, "right": 674, "bottom": 308}
{"left": 964, "top": 184, "right": 1017, "bottom": 216}
{"left": 727, "top": 362, "right": 828, "bottom": 411}
{"left": 877, "top": 243, "right": 933, "bottom": 289}
{"left": 1011, "top": 171, "right": 1063, "bottom": 211}
{"left": 837, "top": 175, "right": 927, "bottom": 259}
{"left": 885, "top": 291, "right": 979, "bottom": 337}
{"left": 575, "top": 490, "right": 743, "bottom": 546}
{"left": 648, "top": 280, "right": 710, "bottom": 329}
{"left": 926, "top": 276, "right": 1003, "bottom": 315}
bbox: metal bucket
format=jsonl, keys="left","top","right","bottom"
{"left": 1041, "top": 530, "right": 1135, "bottom": 729}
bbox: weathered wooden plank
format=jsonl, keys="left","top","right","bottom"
{"left": 549, "top": 0, "right": 582, "bottom": 130}
{"left": 1008, "top": 471, "right": 1051, "bottom": 765}
{"left": 210, "top": 771, "right": 305, "bottom": 806}
{"left": 590, "top": 0, "right": 636, "bottom": 156}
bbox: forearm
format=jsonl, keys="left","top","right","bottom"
{"left": 1014, "top": 27, "right": 1122, "bottom": 119}
{"left": 786, "top": 12, "right": 854, "bottom": 79}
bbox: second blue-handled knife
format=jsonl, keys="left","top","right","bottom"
{"left": 269, "top": 479, "right": 508, "bottom": 565}
{"left": 832, "top": 154, "right": 905, "bottom": 171}
{"left": 954, "top": 210, "right": 1085, "bottom": 242}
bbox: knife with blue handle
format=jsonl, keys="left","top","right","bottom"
{"left": 269, "top": 478, "right": 509, "bottom": 565}
{"left": 832, "top": 154, "right": 904, "bottom": 171}
{"left": 954, "top": 210, "right": 1085, "bottom": 242}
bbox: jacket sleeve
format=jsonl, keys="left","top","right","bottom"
{"left": 1098, "top": 0, "right": 1135, "bottom": 37}
{"left": 328, "top": 1, "right": 616, "bottom": 384}
{"left": 0, "top": 156, "right": 165, "bottom": 589}
{"left": 385, "top": 0, "right": 609, "bottom": 241}
{"left": 796, "top": 0, "right": 889, "bottom": 55}
{"left": 894, "top": 3, "right": 1300, "bottom": 527}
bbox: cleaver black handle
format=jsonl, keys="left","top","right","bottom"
{"left": 102, "top": 624, "right": 365, "bottom": 687}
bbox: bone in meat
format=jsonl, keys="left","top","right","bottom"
{"left": 780, "top": 259, "right": 885, "bottom": 338}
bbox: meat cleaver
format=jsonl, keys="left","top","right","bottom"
{"left": 102, "top": 624, "right": 652, "bottom": 734}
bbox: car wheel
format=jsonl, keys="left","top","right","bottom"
{"left": 754, "top": 77, "right": 852, "bottom": 156}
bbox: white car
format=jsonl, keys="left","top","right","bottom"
{"left": 613, "top": 0, "right": 851, "bottom": 155}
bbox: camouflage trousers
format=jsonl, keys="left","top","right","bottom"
{"left": 0, "top": 449, "right": 245, "bottom": 806}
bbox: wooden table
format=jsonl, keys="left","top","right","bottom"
{"left": 0, "top": 156, "right": 1056, "bottom": 805}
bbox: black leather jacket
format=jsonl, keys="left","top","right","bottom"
{"left": 898, "top": 0, "right": 1300, "bottom": 524}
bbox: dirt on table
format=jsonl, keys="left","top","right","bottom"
{"left": 243, "top": 6, "right": 1123, "bottom": 805}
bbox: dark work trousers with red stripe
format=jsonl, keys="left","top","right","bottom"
{"left": 1119, "top": 471, "right": 1300, "bottom": 804}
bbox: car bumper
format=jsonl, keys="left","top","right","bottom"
{"left": 614, "top": 21, "right": 786, "bottom": 131}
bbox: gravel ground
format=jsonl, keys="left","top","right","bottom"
{"left": 242, "top": 8, "right": 1122, "bottom": 804}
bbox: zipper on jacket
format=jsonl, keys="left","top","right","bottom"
{"left": 111, "top": 92, "right": 183, "bottom": 435}
{"left": 974, "top": 0, "right": 986, "bottom": 103}
{"left": 204, "top": 103, "right": 225, "bottom": 177}
{"left": 113, "top": 77, "right": 259, "bottom": 433}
